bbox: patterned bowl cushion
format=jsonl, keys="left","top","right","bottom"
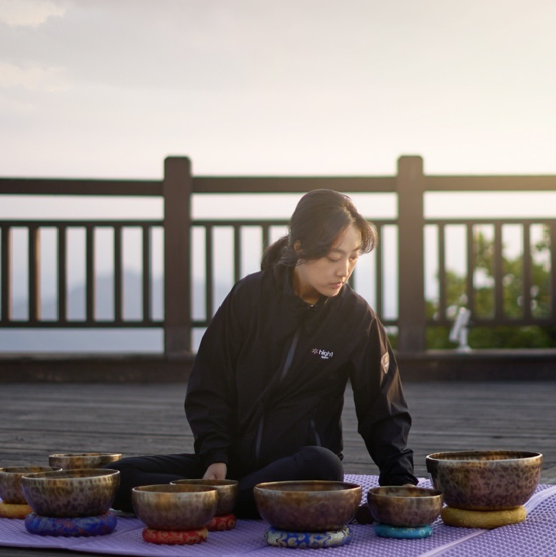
{"left": 374, "top": 523, "right": 433, "bottom": 539}
{"left": 265, "top": 526, "right": 352, "bottom": 549}
{"left": 24, "top": 512, "right": 117, "bottom": 537}
{"left": 207, "top": 513, "right": 236, "bottom": 531}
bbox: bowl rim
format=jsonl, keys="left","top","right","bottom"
{"left": 426, "top": 450, "right": 542, "bottom": 463}
{"left": 254, "top": 480, "right": 361, "bottom": 493}
{"left": 49, "top": 452, "right": 122, "bottom": 458}
{"left": 368, "top": 486, "right": 443, "bottom": 499}
{"left": 21, "top": 469, "right": 120, "bottom": 480}
{"left": 170, "top": 478, "right": 238, "bottom": 487}
{"left": 132, "top": 484, "right": 219, "bottom": 494}
{"left": 0, "top": 466, "right": 61, "bottom": 474}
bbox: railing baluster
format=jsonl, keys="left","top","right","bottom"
{"left": 522, "top": 224, "right": 532, "bottom": 320}
{"left": 261, "top": 224, "right": 270, "bottom": 254}
{"left": 494, "top": 223, "right": 504, "bottom": 320}
{"left": 233, "top": 225, "right": 241, "bottom": 284}
{"left": 57, "top": 226, "right": 67, "bottom": 323}
{"left": 205, "top": 225, "right": 214, "bottom": 320}
{"left": 438, "top": 224, "right": 446, "bottom": 320}
{"left": 28, "top": 225, "right": 40, "bottom": 323}
{"left": 466, "top": 224, "right": 474, "bottom": 316}
{"left": 375, "top": 224, "right": 383, "bottom": 318}
{"left": 86, "top": 225, "right": 95, "bottom": 323}
{"left": 143, "top": 225, "right": 151, "bottom": 323}
{"left": 1, "top": 225, "right": 10, "bottom": 322}
{"left": 114, "top": 225, "right": 122, "bottom": 324}
{"left": 551, "top": 222, "right": 556, "bottom": 320}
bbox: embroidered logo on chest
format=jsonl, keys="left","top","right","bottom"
{"left": 312, "top": 348, "right": 334, "bottom": 360}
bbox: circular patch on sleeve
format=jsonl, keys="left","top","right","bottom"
{"left": 441, "top": 505, "right": 526, "bottom": 529}
{"left": 265, "top": 526, "right": 352, "bottom": 548}
{"left": 24, "top": 512, "right": 117, "bottom": 537}
{"left": 374, "top": 523, "right": 433, "bottom": 539}
{"left": 142, "top": 527, "right": 208, "bottom": 545}
{"left": 207, "top": 513, "right": 236, "bottom": 531}
{"left": 0, "top": 502, "right": 32, "bottom": 519}
{"left": 381, "top": 352, "right": 390, "bottom": 374}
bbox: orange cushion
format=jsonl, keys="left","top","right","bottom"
{"left": 142, "top": 527, "right": 209, "bottom": 545}
{"left": 0, "top": 502, "right": 32, "bottom": 519}
{"left": 441, "top": 506, "right": 526, "bottom": 529}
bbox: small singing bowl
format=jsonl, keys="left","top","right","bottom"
{"left": 132, "top": 484, "right": 218, "bottom": 531}
{"left": 49, "top": 453, "right": 122, "bottom": 470}
{"left": 367, "top": 486, "right": 443, "bottom": 528}
{"left": 254, "top": 480, "right": 362, "bottom": 532}
{"left": 171, "top": 479, "right": 239, "bottom": 516}
{"left": 21, "top": 469, "right": 120, "bottom": 518}
{"left": 426, "top": 450, "right": 542, "bottom": 511}
{"left": 0, "top": 467, "right": 60, "bottom": 505}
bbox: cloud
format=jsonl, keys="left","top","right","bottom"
{"left": 0, "top": 0, "right": 69, "bottom": 27}
{"left": 0, "top": 60, "right": 68, "bottom": 90}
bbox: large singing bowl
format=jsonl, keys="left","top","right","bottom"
{"left": 49, "top": 453, "right": 122, "bottom": 470}
{"left": 21, "top": 469, "right": 120, "bottom": 518}
{"left": 426, "top": 450, "right": 542, "bottom": 511}
{"left": 367, "top": 486, "right": 443, "bottom": 527}
{"left": 132, "top": 484, "right": 218, "bottom": 531}
{"left": 0, "top": 467, "right": 60, "bottom": 505}
{"left": 171, "top": 479, "right": 239, "bottom": 516}
{"left": 254, "top": 480, "right": 361, "bottom": 532}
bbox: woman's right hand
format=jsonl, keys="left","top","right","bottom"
{"left": 203, "top": 462, "right": 227, "bottom": 480}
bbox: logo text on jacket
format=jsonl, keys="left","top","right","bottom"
{"left": 312, "top": 348, "right": 334, "bottom": 360}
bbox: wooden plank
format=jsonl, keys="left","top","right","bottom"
{"left": 1, "top": 380, "right": 555, "bottom": 557}
{"left": 1, "top": 382, "right": 555, "bottom": 480}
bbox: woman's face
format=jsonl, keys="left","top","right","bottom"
{"left": 293, "top": 224, "right": 362, "bottom": 304}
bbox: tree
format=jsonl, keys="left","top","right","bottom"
{"left": 426, "top": 225, "right": 555, "bottom": 349}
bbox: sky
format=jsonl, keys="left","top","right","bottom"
{"left": 1, "top": 0, "right": 556, "bottom": 182}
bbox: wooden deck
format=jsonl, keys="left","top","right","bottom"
{"left": 1, "top": 380, "right": 556, "bottom": 556}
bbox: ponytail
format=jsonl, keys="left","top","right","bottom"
{"left": 261, "top": 236, "right": 290, "bottom": 271}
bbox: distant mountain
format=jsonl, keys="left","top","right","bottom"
{"left": 1, "top": 273, "right": 231, "bottom": 354}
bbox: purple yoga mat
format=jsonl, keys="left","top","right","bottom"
{"left": 1, "top": 475, "right": 555, "bottom": 557}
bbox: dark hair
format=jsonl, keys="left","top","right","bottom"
{"left": 261, "top": 189, "right": 376, "bottom": 270}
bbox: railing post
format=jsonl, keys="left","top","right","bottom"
{"left": 163, "top": 156, "right": 192, "bottom": 357}
{"left": 397, "top": 155, "right": 426, "bottom": 353}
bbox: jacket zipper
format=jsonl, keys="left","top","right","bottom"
{"left": 255, "top": 327, "right": 302, "bottom": 464}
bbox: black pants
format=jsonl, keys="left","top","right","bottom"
{"left": 105, "top": 446, "right": 344, "bottom": 518}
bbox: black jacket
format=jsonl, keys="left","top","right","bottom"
{"left": 185, "top": 264, "right": 417, "bottom": 486}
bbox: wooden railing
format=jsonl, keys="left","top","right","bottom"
{"left": 1, "top": 156, "right": 555, "bottom": 358}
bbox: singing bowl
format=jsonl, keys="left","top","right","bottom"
{"left": 367, "top": 486, "right": 443, "bottom": 527}
{"left": 0, "top": 467, "right": 59, "bottom": 505}
{"left": 254, "top": 480, "right": 361, "bottom": 532}
{"left": 49, "top": 453, "right": 122, "bottom": 470}
{"left": 171, "top": 479, "right": 239, "bottom": 516}
{"left": 426, "top": 450, "right": 542, "bottom": 511}
{"left": 132, "top": 484, "right": 218, "bottom": 531}
{"left": 21, "top": 469, "right": 120, "bottom": 518}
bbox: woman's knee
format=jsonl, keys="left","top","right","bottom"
{"left": 294, "top": 446, "right": 344, "bottom": 481}
{"left": 103, "top": 456, "right": 144, "bottom": 474}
